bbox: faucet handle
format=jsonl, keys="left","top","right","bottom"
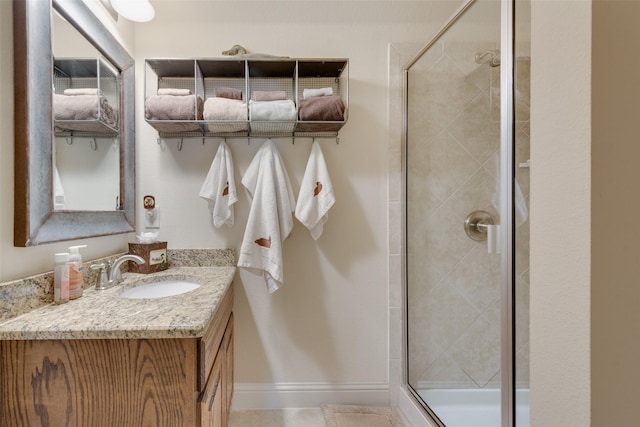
{"left": 90, "top": 263, "right": 108, "bottom": 290}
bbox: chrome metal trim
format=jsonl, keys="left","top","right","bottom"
{"left": 403, "top": 0, "right": 477, "bottom": 71}
{"left": 500, "top": 0, "right": 516, "bottom": 426}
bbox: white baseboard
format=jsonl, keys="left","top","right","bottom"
{"left": 232, "top": 382, "right": 390, "bottom": 410}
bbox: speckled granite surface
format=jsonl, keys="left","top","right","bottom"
{"left": 0, "top": 266, "right": 235, "bottom": 340}
{"left": 0, "top": 253, "right": 128, "bottom": 323}
{"left": 0, "top": 248, "right": 236, "bottom": 336}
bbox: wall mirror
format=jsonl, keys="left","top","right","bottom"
{"left": 14, "top": 0, "right": 135, "bottom": 246}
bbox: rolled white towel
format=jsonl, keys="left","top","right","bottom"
{"left": 158, "top": 88, "right": 192, "bottom": 96}
{"left": 303, "top": 87, "right": 333, "bottom": 99}
{"left": 63, "top": 88, "right": 101, "bottom": 96}
{"left": 249, "top": 100, "right": 297, "bottom": 121}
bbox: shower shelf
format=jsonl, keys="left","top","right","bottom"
{"left": 519, "top": 160, "right": 530, "bottom": 168}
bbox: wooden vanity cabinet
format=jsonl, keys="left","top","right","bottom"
{"left": 0, "top": 288, "right": 234, "bottom": 427}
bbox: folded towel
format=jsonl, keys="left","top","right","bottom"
{"left": 203, "top": 97, "right": 248, "bottom": 132}
{"left": 298, "top": 95, "right": 345, "bottom": 121}
{"left": 53, "top": 94, "right": 118, "bottom": 131}
{"left": 63, "top": 88, "right": 101, "bottom": 96}
{"left": 145, "top": 95, "right": 203, "bottom": 121}
{"left": 237, "top": 140, "right": 295, "bottom": 293}
{"left": 199, "top": 141, "right": 238, "bottom": 228}
{"left": 303, "top": 87, "right": 333, "bottom": 99}
{"left": 158, "top": 88, "right": 192, "bottom": 96}
{"left": 215, "top": 87, "right": 243, "bottom": 100}
{"left": 252, "top": 91, "right": 287, "bottom": 102}
{"left": 249, "top": 100, "right": 297, "bottom": 121}
{"left": 295, "top": 141, "right": 335, "bottom": 239}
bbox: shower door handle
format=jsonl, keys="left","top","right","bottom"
{"left": 464, "top": 210, "right": 501, "bottom": 254}
{"left": 464, "top": 210, "right": 494, "bottom": 241}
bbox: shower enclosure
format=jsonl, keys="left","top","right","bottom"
{"left": 402, "top": 0, "right": 530, "bottom": 425}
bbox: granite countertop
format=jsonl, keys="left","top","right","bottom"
{"left": 0, "top": 266, "right": 235, "bottom": 341}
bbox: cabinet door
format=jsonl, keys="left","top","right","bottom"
{"left": 199, "top": 353, "right": 224, "bottom": 427}
{"left": 223, "top": 314, "right": 234, "bottom": 414}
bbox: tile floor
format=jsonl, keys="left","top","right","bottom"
{"left": 229, "top": 408, "right": 326, "bottom": 427}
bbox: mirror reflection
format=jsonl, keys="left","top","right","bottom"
{"left": 52, "top": 11, "right": 120, "bottom": 211}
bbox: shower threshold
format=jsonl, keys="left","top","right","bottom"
{"left": 417, "top": 388, "right": 530, "bottom": 427}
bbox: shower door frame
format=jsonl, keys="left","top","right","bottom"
{"left": 400, "top": 0, "right": 517, "bottom": 425}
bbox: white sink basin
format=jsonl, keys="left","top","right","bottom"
{"left": 120, "top": 280, "right": 201, "bottom": 299}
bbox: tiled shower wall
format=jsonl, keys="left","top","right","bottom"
{"left": 388, "top": 41, "right": 530, "bottom": 394}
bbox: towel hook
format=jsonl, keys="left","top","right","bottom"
{"left": 66, "top": 137, "right": 73, "bottom": 145}
{"left": 90, "top": 138, "right": 98, "bottom": 151}
{"left": 177, "top": 138, "right": 183, "bottom": 151}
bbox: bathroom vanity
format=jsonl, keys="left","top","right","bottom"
{"left": 0, "top": 266, "right": 234, "bottom": 427}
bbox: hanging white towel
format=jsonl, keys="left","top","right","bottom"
{"left": 199, "top": 141, "right": 238, "bottom": 228}
{"left": 237, "top": 140, "right": 295, "bottom": 293}
{"left": 295, "top": 141, "right": 335, "bottom": 240}
{"left": 53, "top": 164, "right": 66, "bottom": 210}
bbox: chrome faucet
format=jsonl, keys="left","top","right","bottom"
{"left": 91, "top": 254, "right": 145, "bottom": 290}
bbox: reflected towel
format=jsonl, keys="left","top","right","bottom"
{"left": 53, "top": 94, "right": 118, "bottom": 129}
{"left": 249, "top": 100, "right": 296, "bottom": 121}
{"left": 199, "top": 141, "right": 238, "bottom": 228}
{"left": 298, "top": 95, "right": 345, "bottom": 121}
{"left": 144, "top": 95, "right": 203, "bottom": 120}
{"left": 237, "top": 140, "right": 295, "bottom": 293}
{"left": 295, "top": 141, "right": 335, "bottom": 240}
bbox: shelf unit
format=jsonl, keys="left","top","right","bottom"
{"left": 53, "top": 57, "right": 119, "bottom": 137}
{"left": 144, "top": 57, "right": 348, "bottom": 139}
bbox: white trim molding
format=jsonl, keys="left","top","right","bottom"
{"left": 232, "top": 382, "right": 390, "bottom": 410}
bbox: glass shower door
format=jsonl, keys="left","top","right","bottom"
{"left": 404, "top": 0, "right": 529, "bottom": 425}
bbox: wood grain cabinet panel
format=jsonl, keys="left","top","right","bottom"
{"left": 0, "top": 291, "right": 233, "bottom": 427}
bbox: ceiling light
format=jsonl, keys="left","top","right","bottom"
{"left": 110, "top": 0, "right": 155, "bottom": 23}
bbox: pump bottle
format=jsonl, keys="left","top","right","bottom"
{"left": 54, "top": 252, "right": 70, "bottom": 304}
{"left": 68, "top": 245, "right": 87, "bottom": 300}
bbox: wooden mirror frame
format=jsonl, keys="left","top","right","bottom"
{"left": 14, "top": 0, "right": 135, "bottom": 246}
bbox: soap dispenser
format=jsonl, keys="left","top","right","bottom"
{"left": 54, "top": 252, "right": 70, "bottom": 304}
{"left": 68, "top": 245, "right": 87, "bottom": 300}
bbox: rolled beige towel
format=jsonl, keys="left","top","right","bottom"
{"left": 203, "top": 97, "right": 248, "bottom": 132}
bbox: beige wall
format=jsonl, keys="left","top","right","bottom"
{"left": 530, "top": 0, "right": 591, "bottom": 425}
{"left": 132, "top": 1, "right": 461, "bottom": 401}
{"left": 591, "top": 1, "right": 640, "bottom": 425}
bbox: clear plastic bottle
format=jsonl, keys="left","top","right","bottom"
{"left": 54, "top": 252, "right": 70, "bottom": 304}
{"left": 68, "top": 245, "right": 87, "bottom": 300}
